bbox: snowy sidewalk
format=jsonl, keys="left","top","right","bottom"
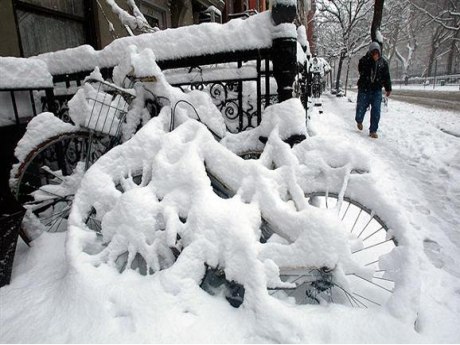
{"left": 1, "top": 93, "right": 460, "bottom": 343}
{"left": 313, "top": 93, "right": 460, "bottom": 341}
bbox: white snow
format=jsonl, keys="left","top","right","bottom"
{"left": 104, "top": 0, "right": 152, "bottom": 33}
{"left": 375, "top": 30, "right": 383, "bottom": 44}
{"left": 308, "top": 91, "right": 460, "bottom": 341}
{"left": 297, "top": 25, "right": 308, "bottom": 49}
{"left": 392, "top": 84, "right": 460, "bottom": 92}
{"left": 29, "top": 11, "right": 309, "bottom": 77}
{"left": 36, "top": 12, "right": 282, "bottom": 76}
{"left": 4, "top": 79, "right": 460, "bottom": 342}
{"left": 33, "top": 45, "right": 99, "bottom": 76}
{"left": 0, "top": 57, "right": 53, "bottom": 89}
{"left": 272, "top": 23, "right": 297, "bottom": 39}
{"left": 1, "top": 18, "right": 460, "bottom": 343}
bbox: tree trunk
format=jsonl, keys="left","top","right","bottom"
{"left": 344, "top": 57, "right": 351, "bottom": 96}
{"left": 335, "top": 52, "right": 346, "bottom": 92}
{"left": 426, "top": 26, "right": 443, "bottom": 77}
{"left": 446, "top": 31, "right": 459, "bottom": 75}
{"left": 371, "top": 0, "right": 385, "bottom": 47}
{"left": 330, "top": 58, "right": 334, "bottom": 90}
{"left": 427, "top": 45, "right": 438, "bottom": 77}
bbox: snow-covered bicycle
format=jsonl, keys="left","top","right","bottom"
{"left": 11, "top": 47, "right": 410, "bottom": 311}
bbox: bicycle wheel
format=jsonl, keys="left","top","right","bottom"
{"left": 12, "top": 131, "right": 114, "bottom": 242}
{"left": 271, "top": 192, "right": 397, "bottom": 308}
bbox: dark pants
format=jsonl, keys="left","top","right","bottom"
{"left": 355, "top": 88, "right": 382, "bottom": 133}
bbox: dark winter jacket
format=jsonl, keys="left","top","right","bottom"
{"left": 357, "top": 53, "right": 392, "bottom": 92}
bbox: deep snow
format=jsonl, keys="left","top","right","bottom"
{"left": 1, "top": 88, "right": 459, "bottom": 342}
{"left": 313, "top": 92, "right": 460, "bottom": 342}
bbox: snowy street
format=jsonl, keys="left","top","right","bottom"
{"left": 1, "top": 88, "right": 459, "bottom": 343}
{"left": 390, "top": 88, "right": 460, "bottom": 112}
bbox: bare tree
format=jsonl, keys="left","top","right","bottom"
{"left": 408, "top": 0, "right": 460, "bottom": 76}
{"left": 426, "top": 25, "right": 454, "bottom": 76}
{"left": 382, "top": 0, "right": 412, "bottom": 63}
{"left": 315, "top": 0, "right": 373, "bottom": 93}
{"left": 380, "top": 0, "right": 429, "bottom": 82}
{"left": 446, "top": 29, "right": 460, "bottom": 74}
{"left": 408, "top": 0, "right": 460, "bottom": 33}
{"left": 296, "top": 0, "right": 312, "bottom": 28}
{"left": 371, "top": 0, "right": 385, "bottom": 46}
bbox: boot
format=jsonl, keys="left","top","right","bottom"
{"left": 369, "top": 132, "right": 378, "bottom": 139}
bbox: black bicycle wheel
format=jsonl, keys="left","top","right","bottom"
{"left": 12, "top": 131, "right": 114, "bottom": 242}
{"left": 270, "top": 192, "right": 397, "bottom": 308}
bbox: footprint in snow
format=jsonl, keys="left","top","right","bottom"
{"left": 415, "top": 205, "right": 431, "bottom": 215}
{"left": 423, "top": 239, "right": 444, "bottom": 269}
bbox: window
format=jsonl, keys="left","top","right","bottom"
{"left": 137, "top": 1, "right": 168, "bottom": 29}
{"left": 15, "top": 0, "right": 91, "bottom": 57}
{"left": 20, "top": 0, "right": 85, "bottom": 16}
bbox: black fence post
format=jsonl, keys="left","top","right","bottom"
{"left": 271, "top": 1, "right": 297, "bottom": 102}
{"left": 45, "top": 88, "right": 56, "bottom": 115}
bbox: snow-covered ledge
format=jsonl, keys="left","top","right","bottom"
{"left": 0, "top": 57, "right": 53, "bottom": 90}
{"left": 32, "top": 8, "right": 299, "bottom": 79}
{"left": 34, "top": 12, "right": 277, "bottom": 76}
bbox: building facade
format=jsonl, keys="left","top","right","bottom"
{"left": 0, "top": 0, "right": 229, "bottom": 58}
{"left": 0, "top": 1, "right": 317, "bottom": 59}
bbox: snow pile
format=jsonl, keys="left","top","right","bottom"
{"left": 1, "top": 48, "right": 436, "bottom": 343}
{"left": 60, "top": 48, "right": 418, "bottom": 341}
{"left": 1, "top": 103, "right": 425, "bottom": 343}
{"left": 0, "top": 57, "right": 53, "bottom": 89}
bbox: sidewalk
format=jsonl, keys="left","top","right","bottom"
{"left": 314, "top": 93, "right": 460, "bottom": 340}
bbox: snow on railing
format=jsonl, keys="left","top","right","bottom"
{"left": 0, "top": 57, "right": 53, "bottom": 90}
{"left": 34, "top": 11, "right": 278, "bottom": 76}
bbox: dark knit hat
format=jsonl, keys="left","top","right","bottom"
{"left": 369, "top": 42, "right": 381, "bottom": 55}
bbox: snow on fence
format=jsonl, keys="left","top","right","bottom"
{"left": 34, "top": 11, "right": 277, "bottom": 76}
{"left": 0, "top": 8, "right": 307, "bottom": 131}
{"left": 1, "top": 2, "right": 306, "bottom": 290}
{"left": 0, "top": 57, "right": 54, "bottom": 127}
{"left": 0, "top": 7, "right": 309, "bottom": 137}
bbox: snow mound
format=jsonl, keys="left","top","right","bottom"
{"left": 0, "top": 57, "right": 53, "bottom": 89}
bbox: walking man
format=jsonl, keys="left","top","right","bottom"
{"left": 355, "top": 42, "right": 392, "bottom": 139}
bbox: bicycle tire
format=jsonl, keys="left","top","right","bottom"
{"left": 11, "top": 131, "right": 112, "bottom": 242}
{"left": 269, "top": 191, "right": 397, "bottom": 308}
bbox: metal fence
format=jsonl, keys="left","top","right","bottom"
{"left": 392, "top": 74, "right": 460, "bottom": 90}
